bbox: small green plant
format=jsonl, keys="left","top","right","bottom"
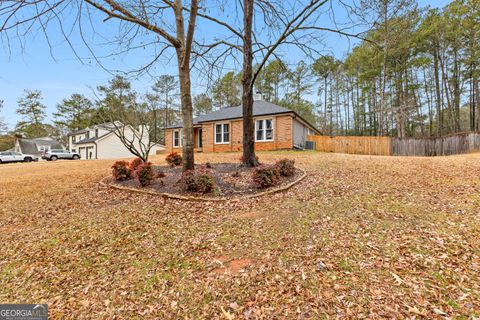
{"left": 165, "top": 152, "right": 183, "bottom": 167}
{"left": 112, "top": 160, "right": 132, "bottom": 181}
{"left": 181, "top": 169, "right": 214, "bottom": 193}
{"left": 135, "top": 162, "right": 154, "bottom": 187}
{"left": 276, "top": 158, "right": 295, "bottom": 176}
{"left": 129, "top": 157, "right": 144, "bottom": 173}
{"left": 252, "top": 165, "right": 280, "bottom": 189}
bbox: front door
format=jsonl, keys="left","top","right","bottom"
{"left": 198, "top": 129, "right": 203, "bottom": 148}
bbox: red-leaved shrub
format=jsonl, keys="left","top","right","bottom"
{"left": 112, "top": 160, "right": 132, "bottom": 181}
{"left": 135, "top": 162, "right": 154, "bottom": 187}
{"left": 129, "top": 157, "right": 144, "bottom": 173}
{"left": 165, "top": 152, "right": 183, "bottom": 167}
{"left": 181, "top": 169, "right": 214, "bottom": 193}
{"left": 252, "top": 165, "right": 280, "bottom": 189}
{"left": 276, "top": 158, "right": 295, "bottom": 176}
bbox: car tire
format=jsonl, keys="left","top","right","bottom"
{"left": 0, "top": 159, "right": 2, "bottom": 164}
{"left": 51, "top": 156, "right": 58, "bottom": 161}
{"left": 24, "top": 157, "right": 32, "bottom": 163}
{"left": 73, "top": 155, "right": 80, "bottom": 160}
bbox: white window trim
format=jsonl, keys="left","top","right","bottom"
{"left": 214, "top": 122, "right": 230, "bottom": 144}
{"left": 255, "top": 118, "right": 275, "bottom": 142}
{"left": 173, "top": 129, "right": 182, "bottom": 148}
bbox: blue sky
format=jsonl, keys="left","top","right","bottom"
{"left": 0, "top": 0, "right": 451, "bottom": 129}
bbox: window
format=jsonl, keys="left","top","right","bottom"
{"left": 255, "top": 119, "right": 274, "bottom": 141}
{"left": 173, "top": 130, "right": 182, "bottom": 147}
{"left": 215, "top": 123, "right": 230, "bottom": 144}
{"left": 72, "top": 136, "right": 76, "bottom": 143}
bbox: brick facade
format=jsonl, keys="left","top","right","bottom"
{"left": 165, "top": 114, "right": 294, "bottom": 153}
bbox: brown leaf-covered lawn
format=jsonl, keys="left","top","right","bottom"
{"left": 1, "top": 151, "right": 479, "bottom": 319}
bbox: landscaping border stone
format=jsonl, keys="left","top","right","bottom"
{"left": 99, "top": 168, "right": 307, "bottom": 202}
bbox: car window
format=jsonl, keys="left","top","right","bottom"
{"left": 12, "top": 152, "right": 21, "bottom": 155}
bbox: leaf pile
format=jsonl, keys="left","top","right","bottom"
{"left": 0, "top": 152, "right": 479, "bottom": 319}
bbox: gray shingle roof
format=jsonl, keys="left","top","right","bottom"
{"left": 167, "top": 100, "right": 317, "bottom": 130}
{"left": 68, "top": 122, "right": 117, "bottom": 136}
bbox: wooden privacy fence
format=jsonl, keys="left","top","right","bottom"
{"left": 307, "top": 133, "right": 480, "bottom": 157}
{"left": 306, "top": 135, "right": 392, "bottom": 156}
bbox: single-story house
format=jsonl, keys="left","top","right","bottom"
{"left": 164, "top": 99, "right": 320, "bottom": 153}
{"left": 68, "top": 122, "right": 164, "bottom": 160}
{"left": 14, "top": 136, "right": 64, "bottom": 155}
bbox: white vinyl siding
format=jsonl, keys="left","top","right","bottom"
{"left": 214, "top": 123, "right": 230, "bottom": 144}
{"left": 255, "top": 118, "right": 274, "bottom": 142}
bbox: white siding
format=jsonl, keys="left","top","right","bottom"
{"left": 95, "top": 128, "right": 163, "bottom": 160}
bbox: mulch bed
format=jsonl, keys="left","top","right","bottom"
{"left": 111, "top": 162, "right": 302, "bottom": 198}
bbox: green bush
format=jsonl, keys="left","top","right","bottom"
{"left": 112, "top": 160, "right": 132, "bottom": 181}
{"left": 252, "top": 165, "right": 280, "bottom": 189}
{"left": 276, "top": 158, "right": 295, "bottom": 176}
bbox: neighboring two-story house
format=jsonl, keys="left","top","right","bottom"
{"left": 164, "top": 99, "right": 320, "bottom": 153}
{"left": 68, "top": 122, "right": 164, "bottom": 160}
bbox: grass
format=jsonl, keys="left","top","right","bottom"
{"left": 0, "top": 151, "right": 479, "bottom": 319}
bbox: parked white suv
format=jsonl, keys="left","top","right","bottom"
{"left": 0, "top": 151, "right": 39, "bottom": 163}
{"left": 42, "top": 149, "right": 80, "bottom": 161}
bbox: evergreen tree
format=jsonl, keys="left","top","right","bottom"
{"left": 193, "top": 93, "right": 213, "bottom": 116}
{"left": 15, "top": 89, "right": 48, "bottom": 138}
{"left": 53, "top": 94, "right": 93, "bottom": 131}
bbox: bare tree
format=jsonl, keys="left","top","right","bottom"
{"left": 1, "top": 0, "right": 199, "bottom": 171}
{"left": 195, "top": 0, "right": 368, "bottom": 166}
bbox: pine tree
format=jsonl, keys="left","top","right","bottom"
{"left": 15, "top": 89, "right": 48, "bottom": 138}
{"left": 53, "top": 94, "right": 93, "bottom": 131}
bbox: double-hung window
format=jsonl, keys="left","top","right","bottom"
{"left": 255, "top": 119, "right": 274, "bottom": 141}
{"left": 173, "top": 130, "right": 182, "bottom": 147}
{"left": 215, "top": 123, "right": 230, "bottom": 144}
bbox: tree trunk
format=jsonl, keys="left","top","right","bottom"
{"left": 173, "top": 0, "right": 197, "bottom": 172}
{"left": 178, "top": 60, "right": 195, "bottom": 171}
{"left": 241, "top": 0, "right": 258, "bottom": 167}
{"left": 433, "top": 44, "right": 443, "bottom": 137}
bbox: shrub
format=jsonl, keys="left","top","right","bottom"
{"left": 181, "top": 169, "right": 215, "bottom": 194}
{"left": 239, "top": 155, "right": 259, "bottom": 164}
{"left": 129, "top": 157, "right": 144, "bottom": 173}
{"left": 135, "top": 162, "right": 155, "bottom": 187}
{"left": 165, "top": 152, "right": 183, "bottom": 167}
{"left": 112, "top": 160, "right": 132, "bottom": 181}
{"left": 276, "top": 158, "right": 295, "bottom": 176}
{"left": 252, "top": 165, "right": 280, "bottom": 189}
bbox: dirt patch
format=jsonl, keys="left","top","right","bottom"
{"left": 212, "top": 258, "right": 253, "bottom": 275}
{"left": 111, "top": 162, "right": 302, "bottom": 198}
